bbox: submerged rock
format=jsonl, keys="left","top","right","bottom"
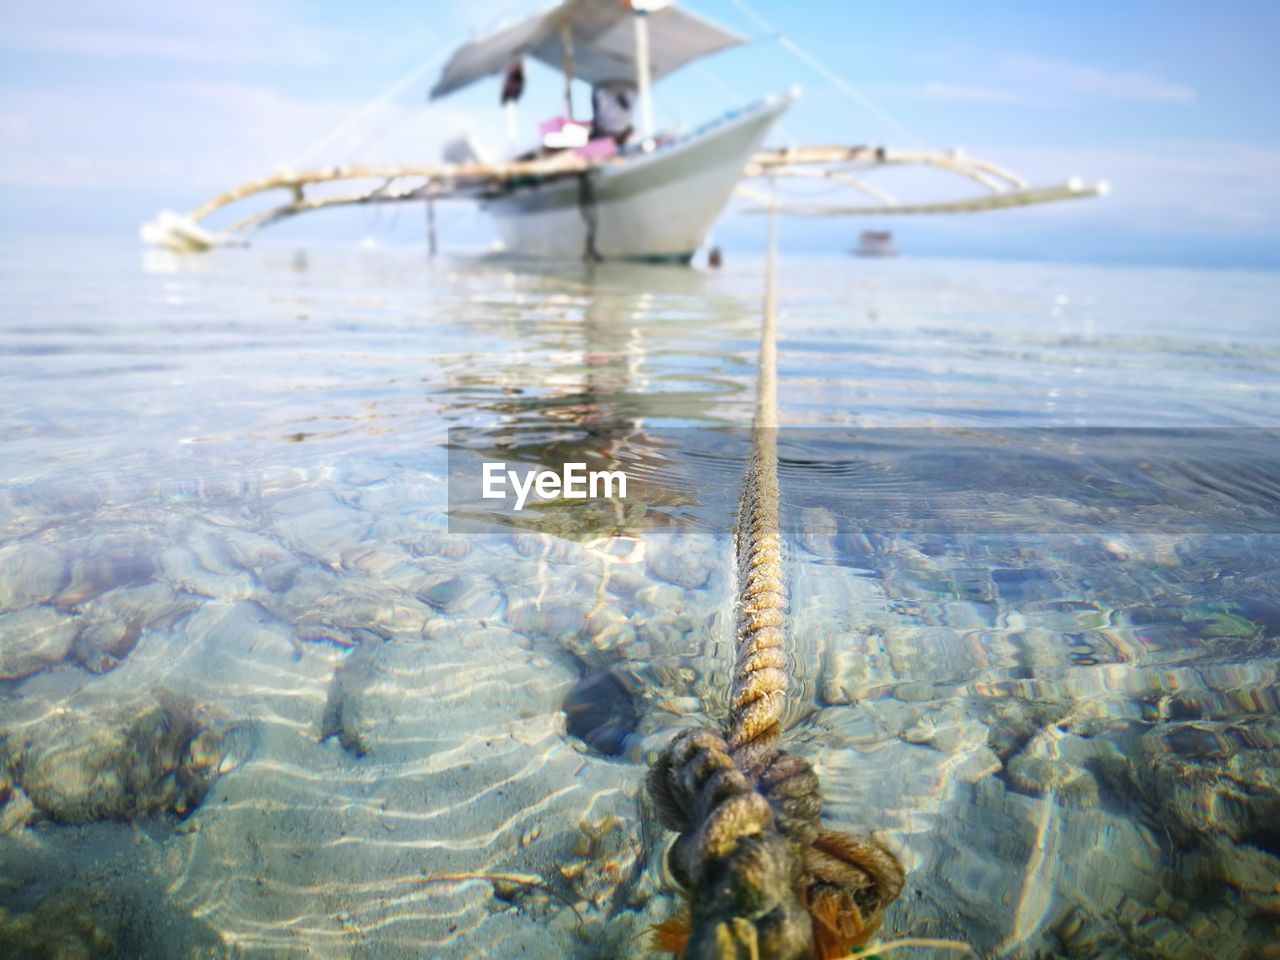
{"left": 0, "top": 689, "right": 245, "bottom": 828}
{"left": 272, "top": 501, "right": 371, "bottom": 567}
{"left": 0, "top": 879, "right": 227, "bottom": 960}
{"left": 417, "top": 572, "right": 504, "bottom": 619}
{"left": 68, "top": 618, "right": 141, "bottom": 675}
{"left": 984, "top": 697, "right": 1070, "bottom": 764}
{"left": 1130, "top": 719, "right": 1280, "bottom": 846}
{"left": 156, "top": 544, "right": 256, "bottom": 602}
{"left": 645, "top": 537, "right": 713, "bottom": 590}
{"left": 56, "top": 537, "right": 158, "bottom": 607}
{"left": 68, "top": 582, "right": 196, "bottom": 674}
{"left": 410, "top": 531, "right": 472, "bottom": 562}
{"left": 181, "top": 598, "right": 298, "bottom": 662}
{"left": 0, "top": 772, "right": 35, "bottom": 836}
{"left": 505, "top": 596, "right": 591, "bottom": 639}
{"left": 0, "top": 607, "right": 78, "bottom": 680}
{"left": 558, "top": 814, "right": 642, "bottom": 911}
{"left": 285, "top": 568, "right": 433, "bottom": 646}
{"left": 0, "top": 543, "right": 68, "bottom": 612}
{"left": 561, "top": 665, "right": 641, "bottom": 757}
{"left": 0, "top": 889, "right": 113, "bottom": 960}
{"left": 321, "top": 643, "right": 382, "bottom": 757}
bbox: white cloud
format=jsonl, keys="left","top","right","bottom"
{"left": 0, "top": 0, "right": 337, "bottom": 67}
{"left": 0, "top": 113, "right": 30, "bottom": 143}
{"left": 1002, "top": 55, "right": 1195, "bottom": 104}
{"left": 0, "top": 0, "right": 561, "bottom": 214}
{"left": 0, "top": 80, "right": 503, "bottom": 201}
{"left": 0, "top": 0, "right": 513, "bottom": 71}
{"left": 878, "top": 82, "right": 1023, "bottom": 105}
{"left": 882, "top": 55, "right": 1194, "bottom": 108}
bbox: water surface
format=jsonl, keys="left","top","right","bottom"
{"left": 1, "top": 238, "right": 1277, "bottom": 958}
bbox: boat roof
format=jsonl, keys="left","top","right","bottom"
{"left": 429, "top": 0, "right": 745, "bottom": 100}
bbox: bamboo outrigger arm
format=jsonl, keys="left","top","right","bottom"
{"left": 743, "top": 144, "right": 1109, "bottom": 216}
{"left": 747, "top": 145, "right": 1030, "bottom": 190}
{"left": 139, "top": 143, "right": 1105, "bottom": 252}
{"left": 225, "top": 181, "right": 437, "bottom": 235}
{"left": 139, "top": 154, "right": 595, "bottom": 252}
{"left": 188, "top": 156, "right": 592, "bottom": 222}
{"left": 744, "top": 180, "right": 1106, "bottom": 217}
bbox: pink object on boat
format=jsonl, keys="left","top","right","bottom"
{"left": 540, "top": 116, "right": 591, "bottom": 149}
{"left": 575, "top": 138, "right": 618, "bottom": 161}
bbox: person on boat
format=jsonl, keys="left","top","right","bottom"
{"left": 500, "top": 60, "right": 524, "bottom": 106}
{"left": 589, "top": 81, "right": 635, "bottom": 146}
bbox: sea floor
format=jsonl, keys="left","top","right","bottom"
{"left": 1, "top": 240, "right": 1278, "bottom": 958}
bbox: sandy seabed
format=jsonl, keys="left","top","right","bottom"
{"left": 2, "top": 459, "right": 1278, "bottom": 958}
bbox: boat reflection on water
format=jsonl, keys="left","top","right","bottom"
{"left": 440, "top": 259, "right": 752, "bottom": 539}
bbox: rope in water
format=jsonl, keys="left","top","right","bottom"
{"left": 647, "top": 207, "right": 905, "bottom": 959}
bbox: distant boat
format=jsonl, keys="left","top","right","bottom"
{"left": 853, "top": 230, "right": 898, "bottom": 257}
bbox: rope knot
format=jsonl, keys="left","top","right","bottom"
{"left": 798, "top": 830, "right": 906, "bottom": 955}
{"left": 648, "top": 729, "right": 813, "bottom": 960}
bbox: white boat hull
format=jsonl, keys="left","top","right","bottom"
{"left": 484, "top": 96, "right": 791, "bottom": 261}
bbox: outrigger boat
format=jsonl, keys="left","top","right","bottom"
{"left": 142, "top": 0, "right": 1108, "bottom": 260}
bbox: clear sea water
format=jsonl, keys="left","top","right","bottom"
{"left": 1, "top": 237, "right": 1277, "bottom": 958}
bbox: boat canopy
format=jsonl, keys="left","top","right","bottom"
{"left": 429, "top": 0, "right": 745, "bottom": 100}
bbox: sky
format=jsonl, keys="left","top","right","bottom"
{"left": 1, "top": 0, "right": 1278, "bottom": 267}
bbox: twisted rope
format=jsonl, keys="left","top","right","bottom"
{"left": 647, "top": 206, "right": 904, "bottom": 959}
{"left": 730, "top": 178, "right": 784, "bottom": 776}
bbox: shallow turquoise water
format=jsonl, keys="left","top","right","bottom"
{"left": 0, "top": 238, "right": 1277, "bottom": 958}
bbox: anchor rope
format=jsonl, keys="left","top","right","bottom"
{"left": 646, "top": 203, "right": 904, "bottom": 959}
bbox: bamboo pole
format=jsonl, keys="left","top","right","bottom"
{"left": 427, "top": 193, "right": 437, "bottom": 257}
